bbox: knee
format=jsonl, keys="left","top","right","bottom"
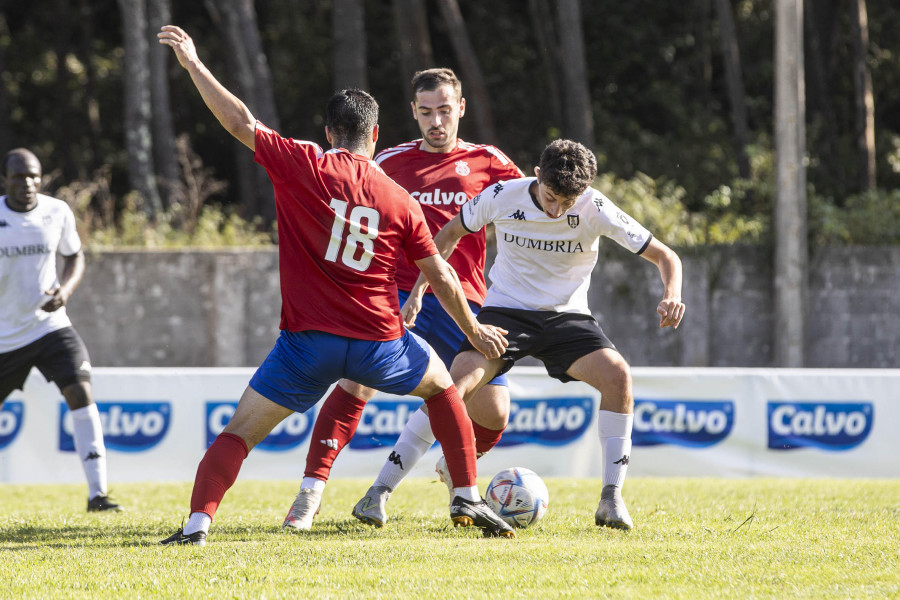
{"left": 602, "top": 360, "right": 633, "bottom": 412}
{"left": 62, "top": 382, "right": 91, "bottom": 410}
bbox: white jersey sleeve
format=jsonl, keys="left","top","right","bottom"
{"left": 459, "top": 181, "right": 507, "bottom": 234}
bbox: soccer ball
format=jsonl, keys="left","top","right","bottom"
{"left": 485, "top": 467, "right": 549, "bottom": 528}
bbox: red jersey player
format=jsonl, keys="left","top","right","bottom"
{"left": 157, "top": 27, "right": 513, "bottom": 545}
{"left": 284, "top": 68, "right": 524, "bottom": 531}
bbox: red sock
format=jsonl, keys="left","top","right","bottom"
{"left": 473, "top": 421, "right": 504, "bottom": 456}
{"left": 425, "top": 385, "right": 476, "bottom": 488}
{"left": 190, "top": 432, "right": 249, "bottom": 519}
{"left": 304, "top": 386, "right": 367, "bottom": 480}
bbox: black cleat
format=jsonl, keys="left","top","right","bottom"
{"left": 87, "top": 495, "right": 123, "bottom": 512}
{"left": 449, "top": 496, "right": 515, "bottom": 538}
{"left": 160, "top": 529, "right": 207, "bottom": 547}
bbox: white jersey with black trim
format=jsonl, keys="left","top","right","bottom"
{"left": 460, "top": 177, "right": 652, "bottom": 314}
{"left": 0, "top": 194, "right": 81, "bottom": 352}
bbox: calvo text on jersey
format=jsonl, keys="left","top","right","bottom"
{"left": 411, "top": 189, "right": 468, "bottom": 205}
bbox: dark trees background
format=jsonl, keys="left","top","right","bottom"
{"left": 1, "top": 0, "right": 899, "bottom": 231}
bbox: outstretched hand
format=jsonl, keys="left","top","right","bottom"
{"left": 157, "top": 25, "right": 200, "bottom": 70}
{"left": 657, "top": 297, "right": 685, "bottom": 329}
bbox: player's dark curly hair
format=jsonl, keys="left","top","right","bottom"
{"left": 325, "top": 89, "right": 379, "bottom": 151}
{"left": 538, "top": 139, "right": 597, "bottom": 198}
{"left": 411, "top": 68, "right": 462, "bottom": 100}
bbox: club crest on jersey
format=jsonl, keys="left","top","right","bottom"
{"left": 567, "top": 215, "right": 579, "bottom": 228}
{"left": 455, "top": 161, "right": 470, "bottom": 176}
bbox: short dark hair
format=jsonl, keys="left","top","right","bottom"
{"left": 3, "top": 148, "right": 40, "bottom": 176}
{"left": 325, "top": 89, "right": 379, "bottom": 150}
{"left": 538, "top": 140, "right": 597, "bottom": 197}
{"left": 411, "top": 68, "right": 462, "bottom": 100}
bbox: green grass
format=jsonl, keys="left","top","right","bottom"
{"left": 1, "top": 478, "right": 898, "bottom": 599}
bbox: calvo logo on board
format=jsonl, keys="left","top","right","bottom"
{"left": 632, "top": 399, "right": 734, "bottom": 447}
{"left": 767, "top": 401, "right": 873, "bottom": 451}
{"left": 0, "top": 401, "right": 24, "bottom": 450}
{"left": 348, "top": 399, "right": 422, "bottom": 450}
{"left": 59, "top": 401, "right": 171, "bottom": 452}
{"left": 206, "top": 402, "right": 313, "bottom": 451}
{"left": 496, "top": 397, "right": 593, "bottom": 447}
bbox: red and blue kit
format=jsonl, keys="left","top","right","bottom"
{"left": 375, "top": 139, "right": 522, "bottom": 305}
{"left": 254, "top": 123, "right": 437, "bottom": 342}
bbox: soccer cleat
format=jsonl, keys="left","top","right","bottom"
{"left": 87, "top": 494, "right": 123, "bottom": 512}
{"left": 434, "top": 455, "right": 454, "bottom": 503}
{"left": 449, "top": 496, "right": 515, "bottom": 538}
{"left": 282, "top": 487, "right": 323, "bottom": 531}
{"left": 594, "top": 484, "right": 634, "bottom": 530}
{"left": 352, "top": 485, "right": 391, "bottom": 528}
{"left": 159, "top": 528, "right": 207, "bottom": 547}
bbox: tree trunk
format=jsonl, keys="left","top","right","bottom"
{"left": 392, "top": 0, "right": 433, "bottom": 138}
{"left": 147, "top": 0, "right": 179, "bottom": 210}
{"left": 850, "top": 0, "right": 876, "bottom": 191}
{"left": 555, "top": 0, "right": 595, "bottom": 150}
{"left": 117, "top": 0, "right": 163, "bottom": 217}
{"left": 0, "top": 14, "right": 12, "bottom": 156}
{"left": 435, "top": 0, "right": 497, "bottom": 145}
{"left": 804, "top": 0, "right": 845, "bottom": 195}
{"left": 713, "top": 0, "right": 751, "bottom": 179}
{"left": 53, "top": 0, "right": 78, "bottom": 180}
{"left": 527, "top": 0, "right": 564, "bottom": 130}
{"left": 206, "top": 0, "right": 279, "bottom": 223}
{"left": 333, "top": 0, "right": 367, "bottom": 90}
{"left": 774, "top": 0, "right": 807, "bottom": 368}
{"left": 76, "top": 0, "right": 104, "bottom": 174}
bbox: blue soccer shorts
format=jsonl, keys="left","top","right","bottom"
{"left": 398, "top": 289, "right": 508, "bottom": 387}
{"left": 249, "top": 329, "right": 432, "bottom": 413}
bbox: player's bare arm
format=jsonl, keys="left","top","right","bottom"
{"left": 639, "top": 238, "right": 686, "bottom": 329}
{"left": 414, "top": 253, "right": 508, "bottom": 359}
{"left": 401, "top": 215, "right": 469, "bottom": 327}
{"left": 42, "top": 250, "right": 85, "bottom": 313}
{"left": 158, "top": 25, "right": 256, "bottom": 150}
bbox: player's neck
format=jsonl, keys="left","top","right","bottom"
{"left": 418, "top": 137, "right": 458, "bottom": 154}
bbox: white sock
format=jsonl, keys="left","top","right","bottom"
{"left": 301, "top": 477, "right": 326, "bottom": 492}
{"left": 598, "top": 410, "right": 633, "bottom": 488}
{"left": 453, "top": 486, "right": 480, "bottom": 502}
{"left": 373, "top": 408, "right": 435, "bottom": 491}
{"left": 184, "top": 512, "right": 211, "bottom": 535}
{"left": 70, "top": 404, "right": 108, "bottom": 499}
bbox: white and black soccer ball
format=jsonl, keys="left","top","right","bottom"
{"left": 485, "top": 467, "right": 549, "bottom": 529}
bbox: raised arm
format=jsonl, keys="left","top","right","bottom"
{"left": 158, "top": 25, "right": 256, "bottom": 150}
{"left": 639, "top": 237, "right": 686, "bottom": 329}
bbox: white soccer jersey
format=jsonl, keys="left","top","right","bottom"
{"left": 460, "top": 178, "right": 652, "bottom": 314}
{"left": 0, "top": 194, "right": 82, "bottom": 352}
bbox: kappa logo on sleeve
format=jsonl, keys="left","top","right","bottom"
{"left": 767, "top": 401, "right": 873, "bottom": 451}
{"left": 59, "top": 402, "right": 171, "bottom": 452}
{"left": 632, "top": 399, "right": 734, "bottom": 447}
{"left": 0, "top": 402, "right": 24, "bottom": 450}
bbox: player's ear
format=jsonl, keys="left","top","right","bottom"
{"left": 410, "top": 101, "right": 417, "bottom": 120}
{"left": 458, "top": 97, "right": 466, "bottom": 118}
{"left": 534, "top": 166, "right": 541, "bottom": 181}
{"left": 325, "top": 126, "right": 334, "bottom": 145}
{"left": 371, "top": 124, "right": 379, "bottom": 144}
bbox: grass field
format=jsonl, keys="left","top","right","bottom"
{"left": 1, "top": 477, "right": 898, "bottom": 599}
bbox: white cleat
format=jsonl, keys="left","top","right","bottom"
{"left": 594, "top": 485, "right": 634, "bottom": 530}
{"left": 283, "top": 487, "right": 323, "bottom": 532}
{"left": 434, "top": 455, "right": 454, "bottom": 504}
{"left": 352, "top": 485, "right": 391, "bottom": 528}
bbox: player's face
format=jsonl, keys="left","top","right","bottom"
{"left": 533, "top": 167, "right": 579, "bottom": 219}
{"left": 3, "top": 154, "right": 42, "bottom": 212}
{"left": 411, "top": 85, "right": 465, "bottom": 153}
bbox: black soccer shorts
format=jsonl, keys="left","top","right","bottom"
{"left": 457, "top": 307, "right": 617, "bottom": 383}
{"left": 0, "top": 327, "right": 92, "bottom": 401}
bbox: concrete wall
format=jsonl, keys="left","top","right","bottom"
{"left": 66, "top": 245, "right": 900, "bottom": 368}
